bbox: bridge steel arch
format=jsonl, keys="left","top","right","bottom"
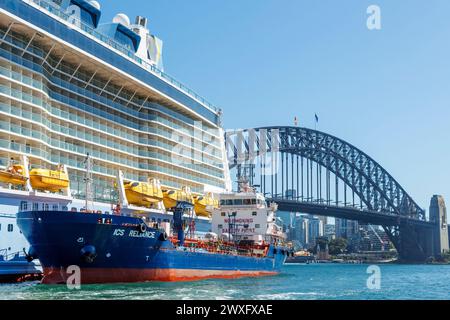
{"left": 226, "top": 127, "right": 435, "bottom": 262}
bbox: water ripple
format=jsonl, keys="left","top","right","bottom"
{"left": 1, "top": 264, "right": 449, "bottom": 300}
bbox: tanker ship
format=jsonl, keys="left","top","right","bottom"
{"left": 17, "top": 170, "right": 291, "bottom": 284}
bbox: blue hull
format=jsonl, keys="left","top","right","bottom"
{"left": 17, "top": 211, "right": 287, "bottom": 284}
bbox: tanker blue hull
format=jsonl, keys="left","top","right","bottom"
{"left": 17, "top": 211, "right": 287, "bottom": 284}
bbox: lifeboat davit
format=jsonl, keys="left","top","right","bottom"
{"left": 124, "top": 180, "right": 163, "bottom": 207}
{"left": 163, "top": 186, "right": 194, "bottom": 209}
{"left": 194, "top": 192, "right": 219, "bottom": 217}
{"left": 0, "top": 165, "right": 27, "bottom": 185}
{"left": 29, "top": 167, "right": 69, "bottom": 192}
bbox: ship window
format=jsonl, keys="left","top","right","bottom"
{"left": 252, "top": 199, "right": 257, "bottom": 204}
{"left": 52, "top": 204, "right": 59, "bottom": 211}
{"left": 33, "top": 203, "right": 39, "bottom": 211}
{"left": 218, "top": 224, "right": 223, "bottom": 229}
{"left": 20, "top": 201, "right": 28, "bottom": 211}
{"left": 243, "top": 199, "right": 252, "bottom": 205}
{"left": 221, "top": 199, "right": 233, "bottom": 205}
{"left": 62, "top": 206, "right": 69, "bottom": 211}
{"left": 255, "top": 224, "right": 261, "bottom": 229}
{"left": 252, "top": 212, "right": 257, "bottom": 216}
{"left": 233, "top": 199, "right": 243, "bottom": 205}
{"left": 221, "top": 212, "right": 226, "bottom": 217}
{"left": 42, "top": 203, "right": 49, "bottom": 211}
{"left": 7, "top": 224, "right": 13, "bottom": 232}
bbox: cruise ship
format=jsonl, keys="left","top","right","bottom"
{"left": 0, "top": 0, "right": 232, "bottom": 280}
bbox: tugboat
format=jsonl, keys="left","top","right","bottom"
{"left": 16, "top": 158, "right": 291, "bottom": 284}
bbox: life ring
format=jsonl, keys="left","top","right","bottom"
{"left": 138, "top": 222, "right": 147, "bottom": 233}
{"left": 159, "top": 231, "right": 168, "bottom": 241}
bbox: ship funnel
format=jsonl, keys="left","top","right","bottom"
{"left": 135, "top": 16, "right": 148, "bottom": 28}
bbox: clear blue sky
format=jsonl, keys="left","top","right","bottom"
{"left": 101, "top": 0, "right": 450, "bottom": 214}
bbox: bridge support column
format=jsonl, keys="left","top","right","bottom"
{"left": 429, "top": 195, "right": 449, "bottom": 257}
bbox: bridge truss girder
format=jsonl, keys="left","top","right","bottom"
{"left": 227, "top": 127, "right": 425, "bottom": 220}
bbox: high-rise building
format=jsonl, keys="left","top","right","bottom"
{"left": 335, "top": 218, "right": 359, "bottom": 239}
{"left": 324, "top": 224, "right": 336, "bottom": 240}
{"left": 308, "top": 216, "right": 323, "bottom": 246}
{"left": 294, "top": 214, "right": 309, "bottom": 247}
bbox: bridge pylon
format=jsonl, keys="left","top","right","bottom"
{"left": 429, "top": 195, "right": 449, "bottom": 257}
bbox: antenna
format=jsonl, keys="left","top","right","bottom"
{"left": 83, "top": 153, "right": 94, "bottom": 212}
{"left": 135, "top": 16, "right": 148, "bottom": 28}
{"left": 236, "top": 163, "right": 255, "bottom": 189}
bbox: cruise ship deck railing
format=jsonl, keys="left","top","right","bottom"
{"left": 0, "top": 250, "right": 28, "bottom": 261}
{"left": 0, "top": 32, "right": 222, "bottom": 147}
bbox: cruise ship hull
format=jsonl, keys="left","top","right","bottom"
{"left": 17, "top": 211, "right": 286, "bottom": 284}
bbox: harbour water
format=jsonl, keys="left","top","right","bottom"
{"left": 1, "top": 264, "right": 449, "bottom": 300}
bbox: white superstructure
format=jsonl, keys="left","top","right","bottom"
{"left": 212, "top": 181, "right": 285, "bottom": 244}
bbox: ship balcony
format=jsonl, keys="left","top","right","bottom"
{"left": 0, "top": 0, "right": 221, "bottom": 127}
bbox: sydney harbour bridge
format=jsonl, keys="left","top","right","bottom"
{"left": 225, "top": 126, "right": 449, "bottom": 262}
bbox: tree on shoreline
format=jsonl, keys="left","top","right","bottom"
{"left": 328, "top": 238, "right": 348, "bottom": 255}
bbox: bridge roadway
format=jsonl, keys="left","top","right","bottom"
{"left": 269, "top": 198, "right": 434, "bottom": 229}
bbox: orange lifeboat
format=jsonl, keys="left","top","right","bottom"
{"left": 0, "top": 164, "right": 27, "bottom": 185}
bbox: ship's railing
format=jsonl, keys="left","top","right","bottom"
{"left": 24, "top": 0, "right": 220, "bottom": 113}
{"left": 0, "top": 249, "right": 27, "bottom": 261}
